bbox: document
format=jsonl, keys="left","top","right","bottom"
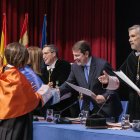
{"left": 66, "top": 82, "right": 96, "bottom": 99}
{"left": 114, "top": 71, "right": 140, "bottom": 94}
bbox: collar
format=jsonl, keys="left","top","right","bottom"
{"left": 135, "top": 51, "right": 140, "bottom": 56}
{"left": 47, "top": 59, "right": 58, "bottom": 70}
{"left": 7, "top": 64, "right": 14, "bottom": 68}
{"left": 85, "top": 57, "right": 92, "bottom": 67}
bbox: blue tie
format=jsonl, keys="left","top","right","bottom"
{"left": 84, "top": 65, "right": 89, "bottom": 82}
{"left": 83, "top": 65, "right": 94, "bottom": 111}
{"left": 79, "top": 66, "right": 89, "bottom": 111}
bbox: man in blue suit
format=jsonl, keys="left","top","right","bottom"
{"left": 60, "top": 40, "right": 122, "bottom": 121}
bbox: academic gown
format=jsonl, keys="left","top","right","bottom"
{"left": 0, "top": 66, "right": 42, "bottom": 140}
{"left": 118, "top": 51, "right": 140, "bottom": 121}
{"left": 41, "top": 59, "right": 79, "bottom": 117}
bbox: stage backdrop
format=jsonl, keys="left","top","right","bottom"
{"left": 0, "top": 0, "right": 116, "bottom": 68}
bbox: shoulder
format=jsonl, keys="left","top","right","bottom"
{"left": 56, "top": 59, "right": 71, "bottom": 67}
{"left": 0, "top": 66, "right": 24, "bottom": 83}
{"left": 71, "top": 63, "right": 82, "bottom": 71}
{"left": 92, "top": 56, "right": 108, "bottom": 65}
{"left": 127, "top": 51, "right": 136, "bottom": 60}
{"left": 41, "top": 65, "right": 47, "bottom": 73}
{"left": 57, "top": 59, "right": 70, "bottom": 65}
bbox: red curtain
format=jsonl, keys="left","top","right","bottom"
{"left": 48, "top": 0, "right": 116, "bottom": 68}
{"left": 0, "top": 0, "right": 116, "bottom": 69}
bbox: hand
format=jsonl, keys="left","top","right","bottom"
{"left": 95, "top": 95, "right": 106, "bottom": 104}
{"left": 98, "top": 70, "right": 109, "bottom": 84}
{"left": 37, "top": 84, "right": 50, "bottom": 95}
{"left": 48, "top": 82, "right": 53, "bottom": 88}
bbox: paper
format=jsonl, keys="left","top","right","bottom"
{"left": 66, "top": 82, "right": 96, "bottom": 99}
{"left": 114, "top": 71, "right": 140, "bottom": 94}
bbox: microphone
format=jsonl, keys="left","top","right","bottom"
{"left": 58, "top": 92, "right": 85, "bottom": 115}
{"left": 53, "top": 100, "right": 79, "bottom": 124}
{"left": 86, "top": 95, "right": 111, "bottom": 128}
{"left": 96, "top": 95, "right": 110, "bottom": 115}
{"left": 89, "top": 94, "right": 111, "bottom": 118}
{"left": 54, "top": 100, "right": 79, "bottom": 115}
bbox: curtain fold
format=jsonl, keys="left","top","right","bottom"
{"left": 48, "top": 0, "right": 116, "bottom": 68}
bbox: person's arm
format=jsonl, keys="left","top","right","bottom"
{"left": 95, "top": 61, "right": 119, "bottom": 104}
{"left": 59, "top": 66, "right": 77, "bottom": 96}
{"left": 37, "top": 84, "right": 60, "bottom": 106}
{"left": 98, "top": 70, "right": 120, "bottom": 90}
{"left": 107, "top": 75, "right": 120, "bottom": 90}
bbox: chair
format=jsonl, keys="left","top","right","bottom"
{"left": 118, "top": 101, "right": 128, "bottom": 122}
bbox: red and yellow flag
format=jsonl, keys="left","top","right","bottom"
{"left": 0, "top": 13, "right": 7, "bottom": 65}
{"left": 19, "top": 13, "right": 29, "bottom": 48}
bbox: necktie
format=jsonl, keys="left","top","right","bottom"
{"left": 82, "top": 65, "right": 94, "bottom": 111}
{"left": 84, "top": 65, "right": 89, "bottom": 82}
{"left": 48, "top": 68, "right": 53, "bottom": 82}
{"left": 79, "top": 66, "right": 89, "bottom": 111}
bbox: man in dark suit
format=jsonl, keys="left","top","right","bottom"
{"left": 41, "top": 44, "right": 79, "bottom": 117}
{"left": 60, "top": 40, "right": 122, "bottom": 121}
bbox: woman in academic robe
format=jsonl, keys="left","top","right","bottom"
{"left": 0, "top": 42, "right": 60, "bottom": 140}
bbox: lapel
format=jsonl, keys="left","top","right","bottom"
{"left": 88, "top": 57, "right": 96, "bottom": 88}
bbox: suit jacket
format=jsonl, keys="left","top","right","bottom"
{"left": 40, "top": 59, "right": 79, "bottom": 117}
{"left": 60, "top": 57, "right": 122, "bottom": 119}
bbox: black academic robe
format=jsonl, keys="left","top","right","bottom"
{"left": 0, "top": 113, "right": 33, "bottom": 140}
{"left": 41, "top": 59, "right": 71, "bottom": 86}
{"left": 41, "top": 59, "right": 79, "bottom": 117}
{"left": 118, "top": 51, "right": 140, "bottom": 121}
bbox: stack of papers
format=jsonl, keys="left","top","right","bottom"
{"left": 66, "top": 82, "right": 96, "bottom": 99}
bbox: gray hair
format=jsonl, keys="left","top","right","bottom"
{"left": 43, "top": 44, "right": 58, "bottom": 57}
{"left": 128, "top": 25, "right": 140, "bottom": 34}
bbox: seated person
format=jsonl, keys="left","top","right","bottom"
{"left": 59, "top": 40, "right": 122, "bottom": 121}
{"left": 41, "top": 44, "right": 79, "bottom": 117}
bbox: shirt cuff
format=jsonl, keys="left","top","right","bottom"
{"left": 106, "top": 76, "right": 120, "bottom": 90}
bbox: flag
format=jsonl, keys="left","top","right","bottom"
{"left": 19, "top": 13, "right": 29, "bottom": 48}
{"left": 0, "top": 13, "right": 7, "bottom": 65}
{"left": 41, "top": 15, "right": 47, "bottom": 48}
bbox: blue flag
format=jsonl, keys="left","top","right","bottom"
{"left": 41, "top": 15, "right": 47, "bottom": 48}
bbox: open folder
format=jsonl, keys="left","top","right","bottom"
{"left": 66, "top": 82, "right": 96, "bottom": 99}
{"left": 114, "top": 71, "right": 140, "bottom": 95}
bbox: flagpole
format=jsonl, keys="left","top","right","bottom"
{"left": 0, "top": 13, "right": 7, "bottom": 65}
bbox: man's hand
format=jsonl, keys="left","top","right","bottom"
{"left": 98, "top": 70, "right": 109, "bottom": 84}
{"left": 48, "top": 82, "right": 53, "bottom": 88}
{"left": 95, "top": 95, "right": 106, "bottom": 104}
